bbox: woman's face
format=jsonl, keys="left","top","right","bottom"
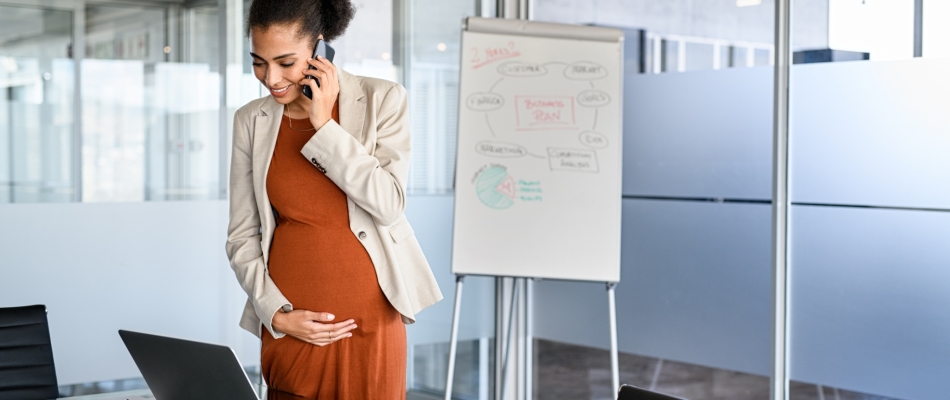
{"left": 249, "top": 23, "right": 320, "bottom": 105}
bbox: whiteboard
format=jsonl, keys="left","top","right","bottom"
{"left": 451, "top": 19, "right": 624, "bottom": 282}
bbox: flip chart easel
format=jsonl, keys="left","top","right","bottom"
{"left": 446, "top": 17, "right": 625, "bottom": 399}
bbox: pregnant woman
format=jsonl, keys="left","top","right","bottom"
{"left": 225, "top": 0, "right": 442, "bottom": 398}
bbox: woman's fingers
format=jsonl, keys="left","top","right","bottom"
{"left": 296, "top": 57, "right": 339, "bottom": 130}
{"left": 323, "top": 319, "right": 355, "bottom": 330}
{"left": 307, "top": 325, "right": 356, "bottom": 346}
{"left": 311, "top": 326, "right": 355, "bottom": 346}
{"left": 315, "top": 56, "right": 337, "bottom": 80}
{"left": 305, "top": 59, "right": 331, "bottom": 82}
{"left": 299, "top": 74, "right": 320, "bottom": 95}
{"left": 329, "top": 322, "right": 358, "bottom": 338}
{"left": 308, "top": 57, "right": 338, "bottom": 92}
{"left": 301, "top": 69, "right": 329, "bottom": 90}
{"left": 306, "top": 311, "right": 335, "bottom": 322}
{"left": 319, "top": 320, "right": 356, "bottom": 339}
{"left": 310, "top": 56, "right": 333, "bottom": 72}
{"left": 302, "top": 319, "right": 356, "bottom": 344}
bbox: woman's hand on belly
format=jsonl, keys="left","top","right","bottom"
{"left": 272, "top": 310, "right": 357, "bottom": 346}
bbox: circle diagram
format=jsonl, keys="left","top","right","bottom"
{"left": 475, "top": 166, "right": 516, "bottom": 209}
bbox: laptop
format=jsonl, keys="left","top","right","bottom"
{"left": 118, "top": 330, "right": 260, "bottom": 400}
{"left": 618, "top": 385, "right": 687, "bottom": 400}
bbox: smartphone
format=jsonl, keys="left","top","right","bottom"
{"left": 302, "top": 39, "right": 336, "bottom": 99}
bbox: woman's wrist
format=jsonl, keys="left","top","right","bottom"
{"left": 272, "top": 309, "right": 288, "bottom": 333}
{"left": 310, "top": 115, "right": 331, "bottom": 131}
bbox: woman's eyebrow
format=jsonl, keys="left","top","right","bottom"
{"left": 249, "top": 52, "right": 297, "bottom": 60}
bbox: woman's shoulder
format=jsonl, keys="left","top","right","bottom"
{"left": 234, "top": 96, "right": 273, "bottom": 122}
{"left": 346, "top": 72, "right": 407, "bottom": 102}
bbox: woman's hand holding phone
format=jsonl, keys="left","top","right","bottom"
{"left": 300, "top": 56, "right": 340, "bottom": 131}
{"left": 272, "top": 309, "right": 357, "bottom": 346}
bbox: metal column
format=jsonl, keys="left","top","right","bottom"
{"left": 770, "top": 0, "right": 792, "bottom": 400}
{"left": 914, "top": 0, "right": 924, "bottom": 57}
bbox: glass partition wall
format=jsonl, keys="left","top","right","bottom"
{"left": 0, "top": 0, "right": 241, "bottom": 202}
{"left": 396, "top": 2, "right": 497, "bottom": 399}
{"left": 530, "top": 1, "right": 778, "bottom": 399}
{"left": 0, "top": 4, "right": 74, "bottom": 203}
{"left": 787, "top": 1, "right": 950, "bottom": 399}
{"left": 529, "top": 1, "right": 949, "bottom": 399}
{"left": 0, "top": 0, "right": 464, "bottom": 203}
{"left": 81, "top": 3, "right": 219, "bottom": 201}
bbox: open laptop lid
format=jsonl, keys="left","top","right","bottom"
{"left": 118, "top": 330, "right": 259, "bottom": 400}
{"left": 618, "top": 385, "right": 687, "bottom": 400}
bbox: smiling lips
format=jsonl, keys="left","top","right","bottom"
{"left": 269, "top": 84, "right": 293, "bottom": 98}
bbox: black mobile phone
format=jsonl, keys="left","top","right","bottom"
{"left": 302, "top": 39, "right": 336, "bottom": 99}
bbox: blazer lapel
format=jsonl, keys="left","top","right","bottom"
{"left": 254, "top": 96, "right": 283, "bottom": 181}
{"left": 337, "top": 69, "right": 366, "bottom": 143}
{"left": 253, "top": 97, "right": 283, "bottom": 251}
{"left": 253, "top": 70, "right": 363, "bottom": 216}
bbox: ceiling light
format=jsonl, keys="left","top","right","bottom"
{"left": 736, "top": 0, "right": 762, "bottom": 7}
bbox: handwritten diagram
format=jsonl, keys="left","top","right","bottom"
{"left": 475, "top": 166, "right": 514, "bottom": 209}
{"left": 469, "top": 41, "right": 521, "bottom": 69}
{"left": 515, "top": 96, "right": 576, "bottom": 131}
{"left": 464, "top": 57, "right": 613, "bottom": 175}
{"left": 458, "top": 33, "right": 621, "bottom": 212}
{"left": 473, "top": 165, "right": 544, "bottom": 209}
{"left": 452, "top": 24, "right": 624, "bottom": 282}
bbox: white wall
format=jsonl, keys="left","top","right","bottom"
{"left": 0, "top": 195, "right": 486, "bottom": 386}
{"left": 0, "top": 200, "right": 247, "bottom": 385}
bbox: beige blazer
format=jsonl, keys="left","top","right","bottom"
{"left": 225, "top": 69, "right": 443, "bottom": 339}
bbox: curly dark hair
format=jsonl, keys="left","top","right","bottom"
{"left": 245, "top": 0, "right": 356, "bottom": 44}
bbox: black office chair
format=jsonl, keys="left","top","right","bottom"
{"left": 0, "top": 305, "right": 59, "bottom": 400}
{"left": 618, "top": 384, "right": 686, "bottom": 400}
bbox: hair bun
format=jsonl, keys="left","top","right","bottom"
{"left": 319, "top": 0, "right": 356, "bottom": 42}
{"left": 245, "top": 0, "right": 356, "bottom": 43}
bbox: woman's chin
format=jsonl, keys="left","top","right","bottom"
{"left": 271, "top": 91, "right": 299, "bottom": 104}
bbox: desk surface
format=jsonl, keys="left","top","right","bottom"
{"left": 59, "top": 390, "right": 153, "bottom": 400}
{"left": 57, "top": 385, "right": 322, "bottom": 400}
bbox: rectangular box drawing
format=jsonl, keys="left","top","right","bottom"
{"left": 547, "top": 147, "right": 599, "bottom": 173}
{"left": 514, "top": 95, "right": 577, "bottom": 131}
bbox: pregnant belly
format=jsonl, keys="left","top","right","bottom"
{"left": 267, "top": 222, "right": 386, "bottom": 319}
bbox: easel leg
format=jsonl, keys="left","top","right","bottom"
{"left": 445, "top": 275, "right": 465, "bottom": 400}
{"left": 500, "top": 277, "right": 520, "bottom": 399}
{"left": 525, "top": 278, "right": 534, "bottom": 400}
{"left": 607, "top": 282, "right": 620, "bottom": 394}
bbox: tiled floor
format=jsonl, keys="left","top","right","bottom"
{"left": 534, "top": 339, "right": 901, "bottom": 400}
{"left": 59, "top": 340, "right": 901, "bottom": 400}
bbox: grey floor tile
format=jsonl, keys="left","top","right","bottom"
{"left": 533, "top": 339, "right": 901, "bottom": 400}
{"left": 652, "top": 360, "right": 769, "bottom": 400}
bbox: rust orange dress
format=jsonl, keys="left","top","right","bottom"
{"left": 261, "top": 106, "right": 406, "bottom": 400}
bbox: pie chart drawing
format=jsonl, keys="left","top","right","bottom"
{"left": 476, "top": 166, "right": 516, "bottom": 209}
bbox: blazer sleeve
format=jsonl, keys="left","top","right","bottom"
{"left": 300, "top": 83, "right": 409, "bottom": 226}
{"left": 226, "top": 109, "right": 293, "bottom": 339}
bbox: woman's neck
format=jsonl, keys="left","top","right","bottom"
{"left": 283, "top": 95, "right": 311, "bottom": 119}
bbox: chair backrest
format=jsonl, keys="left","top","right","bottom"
{"left": 0, "top": 305, "right": 59, "bottom": 400}
{"left": 618, "top": 384, "right": 687, "bottom": 400}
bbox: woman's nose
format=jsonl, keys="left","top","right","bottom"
{"left": 266, "top": 68, "right": 283, "bottom": 87}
